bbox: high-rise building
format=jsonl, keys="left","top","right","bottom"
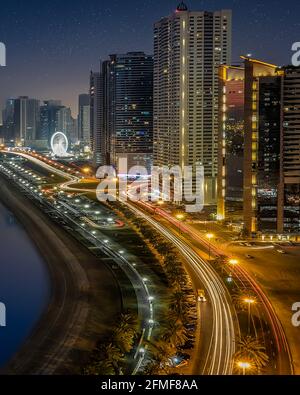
{"left": 243, "top": 58, "right": 300, "bottom": 236}
{"left": 90, "top": 71, "right": 102, "bottom": 166}
{"left": 78, "top": 94, "right": 90, "bottom": 145}
{"left": 153, "top": 3, "right": 232, "bottom": 204}
{"left": 1, "top": 99, "right": 15, "bottom": 141}
{"left": 91, "top": 52, "right": 153, "bottom": 170}
{"left": 13, "top": 96, "right": 40, "bottom": 144}
{"left": 280, "top": 66, "right": 300, "bottom": 234}
{"left": 39, "top": 100, "right": 63, "bottom": 142}
{"left": 56, "top": 107, "right": 76, "bottom": 143}
{"left": 243, "top": 57, "right": 280, "bottom": 235}
{"left": 217, "top": 65, "right": 244, "bottom": 221}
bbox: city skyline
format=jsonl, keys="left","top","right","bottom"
{"left": 0, "top": 0, "right": 300, "bottom": 115}
{"left": 1, "top": 0, "right": 300, "bottom": 382}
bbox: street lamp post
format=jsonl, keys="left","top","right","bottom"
{"left": 176, "top": 213, "right": 185, "bottom": 234}
{"left": 154, "top": 200, "right": 164, "bottom": 216}
{"left": 244, "top": 298, "right": 255, "bottom": 335}
{"left": 237, "top": 361, "right": 251, "bottom": 375}
{"left": 228, "top": 258, "right": 239, "bottom": 275}
{"left": 206, "top": 233, "right": 214, "bottom": 260}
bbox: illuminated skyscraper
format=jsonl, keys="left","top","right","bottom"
{"left": 92, "top": 52, "right": 153, "bottom": 170}
{"left": 90, "top": 71, "right": 102, "bottom": 166}
{"left": 243, "top": 57, "right": 280, "bottom": 234}
{"left": 78, "top": 94, "right": 90, "bottom": 146}
{"left": 217, "top": 65, "right": 244, "bottom": 221}
{"left": 243, "top": 58, "right": 300, "bottom": 235}
{"left": 13, "top": 96, "right": 40, "bottom": 144}
{"left": 280, "top": 66, "right": 300, "bottom": 234}
{"left": 39, "top": 100, "right": 63, "bottom": 142}
{"left": 153, "top": 3, "right": 232, "bottom": 204}
{"left": 56, "top": 107, "right": 76, "bottom": 143}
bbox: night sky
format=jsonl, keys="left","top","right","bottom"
{"left": 0, "top": 0, "right": 299, "bottom": 116}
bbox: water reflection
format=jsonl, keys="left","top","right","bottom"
{"left": 0, "top": 202, "right": 50, "bottom": 367}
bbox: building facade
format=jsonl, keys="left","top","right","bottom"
{"left": 280, "top": 66, "right": 300, "bottom": 234}
{"left": 243, "top": 58, "right": 300, "bottom": 235}
{"left": 217, "top": 65, "right": 244, "bottom": 221}
{"left": 13, "top": 96, "right": 40, "bottom": 144}
{"left": 78, "top": 94, "right": 90, "bottom": 146}
{"left": 91, "top": 52, "right": 153, "bottom": 171}
{"left": 56, "top": 107, "right": 76, "bottom": 143}
{"left": 90, "top": 71, "right": 102, "bottom": 166}
{"left": 153, "top": 2, "right": 232, "bottom": 204}
{"left": 39, "top": 100, "right": 63, "bottom": 142}
{"left": 1, "top": 99, "right": 15, "bottom": 142}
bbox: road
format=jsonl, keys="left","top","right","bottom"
{"left": 124, "top": 202, "right": 236, "bottom": 375}
{"left": 229, "top": 243, "right": 300, "bottom": 374}
{"left": 1, "top": 150, "right": 238, "bottom": 375}
{"left": 125, "top": 184, "right": 294, "bottom": 374}
{"left": 12, "top": 151, "right": 293, "bottom": 375}
{"left": 0, "top": 151, "right": 154, "bottom": 374}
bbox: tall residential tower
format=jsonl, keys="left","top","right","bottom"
{"left": 91, "top": 52, "right": 153, "bottom": 170}
{"left": 153, "top": 2, "right": 232, "bottom": 204}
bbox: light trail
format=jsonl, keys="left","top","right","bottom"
{"left": 125, "top": 202, "right": 235, "bottom": 375}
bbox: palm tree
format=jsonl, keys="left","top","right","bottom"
{"left": 94, "top": 343, "right": 124, "bottom": 375}
{"left": 232, "top": 289, "right": 257, "bottom": 312}
{"left": 83, "top": 359, "right": 115, "bottom": 375}
{"left": 144, "top": 340, "right": 175, "bottom": 374}
{"left": 161, "top": 319, "right": 188, "bottom": 347}
{"left": 112, "top": 327, "right": 134, "bottom": 354}
{"left": 234, "top": 336, "right": 269, "bottom": 373}
{"left": 118, "top": 311, "right": 138, "bottom": 337}
{"left": 157, "top": 242, "right": 172, "bottom": 256}
{"left": 168, "top": 290, "right": 189, "bottom": 321}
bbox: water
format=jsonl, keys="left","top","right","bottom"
{"left": 0, "top": 202, "right": 50, "bottom": 367}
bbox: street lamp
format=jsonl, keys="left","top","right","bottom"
{"left": 82, "top": 167, "right": 91, "bottom": 175}
{"left": 176, "top": 213, "right": 185, "bottom": 234}
{"left": 244, "top": 298, "right": 255, "bottom": 335}
{"left": 237, "top": 361, "right": 251, "bottom": 375}
{"left": 206, "top": 233, "right": 214, "bottom": 260}
{"left": 228, "top": 258, "right": 239, "bottom": 274}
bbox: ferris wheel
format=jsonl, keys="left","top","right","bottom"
{"left": 50, "top": 132, "right": 69, "bottom": 157}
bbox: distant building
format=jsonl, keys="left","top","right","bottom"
{"left": 90, "top": 71, "right": 102, "bottom": 166}
{"left": 39, "top": 100, "right": 63, "bottom": 142}
{"left": 1, "top": 99, "right": 15, "bottom": 141}
{"left": 56, "top": 107, "right": 76, "bottom": 143}
{"left": 78, "top": 94, "right": 90, "bottom": 145}
{"left": 153, "top": 3, "right": 232, "bottom": 204}
{"left": 13, "top": 96, "right": 40, "bottom": 144}
{"left": 217, "top": 65, "right": 244, "bottom": 221}
{"left": 242, "top": 58, "right": 300, "bottom": 235}
{"left": 91, "top": 52, "right": 153, "bottom": 171}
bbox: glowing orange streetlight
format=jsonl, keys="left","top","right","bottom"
{"left": 244, "top": 298, "right": 255, "bottom": 334}
{"left": 82, "top": 167, "right": 91, "bottom": 175}
{"left": 206, "top": 233, "right": 215, "bottom": 259}
{"left": 176, "top": 213, "right": 185, "bottom": 234}
{"left": 237, "top": 361, "right": 251, "bottom": 375}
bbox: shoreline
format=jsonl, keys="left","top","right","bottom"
{"left": 0, "top": 175, "right": 123, "bottom": 374}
